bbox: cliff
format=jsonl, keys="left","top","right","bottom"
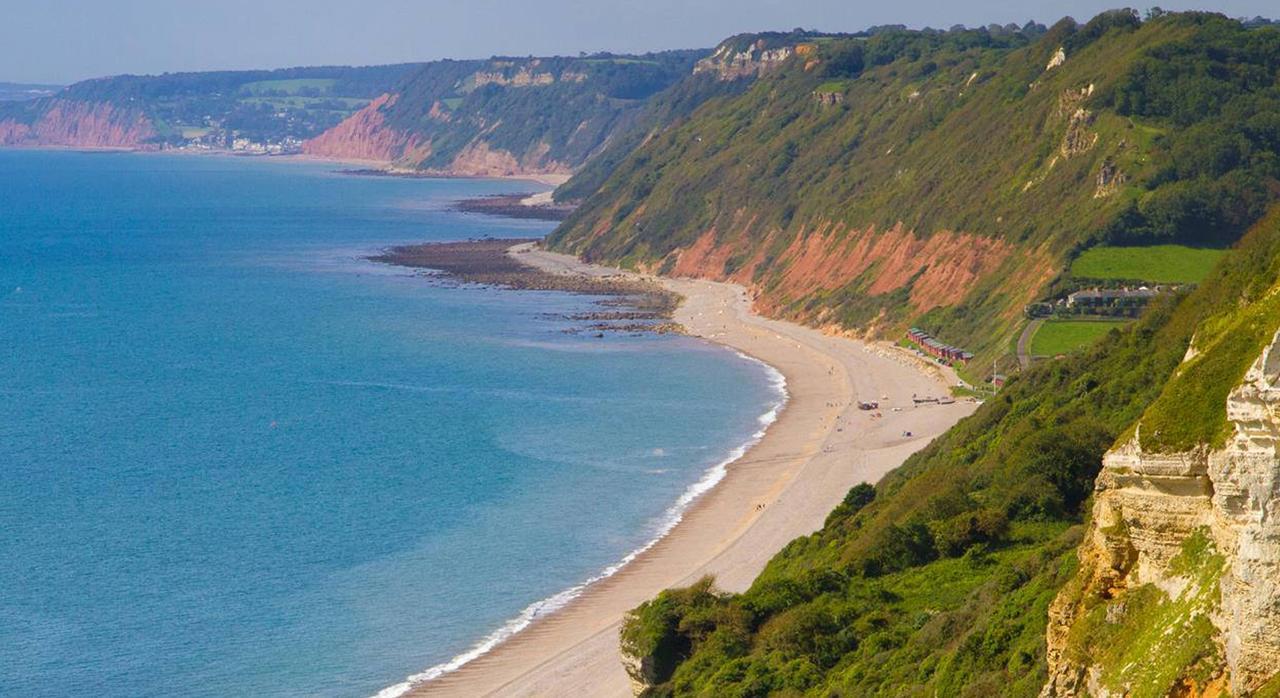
{"left": 692, "top": 38, "right": 798, "bottom": 80}
{"left": 299, "top": 93, "right": 415, "bottom": 163}
{"left": 303, "top": 52, "right": 703, "bottom": 175}
{"left": 1043, "top": 221, "right": 1280, "bottom": 695}
{"left": 549, "top": 12, "right": 1280, "bottom": 373}
{"left": 0, "top": 99, "right": 155, "bottom": 148}
{"left": 0, "top": 64, "right": 418, "bottom": 152}
{"left": 1043, "top": 330, "right": 1280, "bottom": 696}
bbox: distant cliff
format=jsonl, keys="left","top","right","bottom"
{"left": 691, "top": 33, "right": 808, "bottom": 80}
{"left": 302, "top": 52, "right": 704, "bottom": 175}
{"left": 299, "top": 93, "right": 410, "bottom": 163}
{"left": 0, "top": 99, "right": 155, "bottom": 148}
{"left": 0, "top": 64, "right": 419, "bottom": 153}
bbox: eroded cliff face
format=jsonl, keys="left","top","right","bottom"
{"left": 302, "top": 92, "right": 573, "bottom": 175}
{"left": 1043, "top": 330, "right": 1280, "bottom": 697}
{"left": 638, "top": 220, "right": 1035, "bottom": 334}
{"left": 0, "top": 99, "right": 155, "bottom": 148}
{"left": 440, "top": 141, "right": 570, "bottom": 177}
{"left": 693, "top": 39, "right": 797, "bottom": 80}
{"left": 301, "top": 93, "right": 417, "bottom": 163}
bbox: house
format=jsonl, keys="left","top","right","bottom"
{"left": 1066, "top": 286, "right": 1161, "bottom": 309}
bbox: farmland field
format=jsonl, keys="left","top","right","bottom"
{"left": 240, "top": 78, "right": 339, "bottom": 95}
{"left": 1070, "top": 244, "right": 1225, "bottom": 283}
{"left": 1030, "top": 320, "right": 1127, "bottom": 356}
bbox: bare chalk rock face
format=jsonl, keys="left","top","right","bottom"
{"left": 1043, "top": 330, "right": 1280, "bottom": 697}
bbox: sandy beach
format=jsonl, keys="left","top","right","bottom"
{"left": 407, "top": 243, "right": 976, "bottom": 697}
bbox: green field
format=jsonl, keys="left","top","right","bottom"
{"left": 240, "top": 78, "right": 339, "bottom": 95}
{"left": 241, "top": 96, "right": 367, "bottom": 109}
{"left": 582, "top": 58, "right": 660, "bottom": 65}
{"left": 1070, "top": 245, "right": 1226, "bottom": 283}
{"left": 1031, "top": 320, "right": 1127, "bottom": 356}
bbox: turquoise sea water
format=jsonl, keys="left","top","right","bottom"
{"left": 0, "top": 151, "right": 782, "bottom": 697}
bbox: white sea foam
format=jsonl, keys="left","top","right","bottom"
{"left": 370, "top": 350, "right": 788, "bottom": 698}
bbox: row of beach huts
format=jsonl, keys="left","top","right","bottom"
{"left": 906, "top": 328, "right": 974, "bottom": 365}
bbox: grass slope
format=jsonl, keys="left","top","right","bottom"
{"left": 1070, "top": 244, "right": 1226, "bottom": 282}
{"left": 1138, "top": 207, "right": 1280, "bottom": 452}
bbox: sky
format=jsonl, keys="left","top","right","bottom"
{"left": 4, "top": 0, "right": 1277, "bottom": 84}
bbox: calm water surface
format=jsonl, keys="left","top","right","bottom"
{"left": 0, "top": 151, "right": 780, "bottom": 697}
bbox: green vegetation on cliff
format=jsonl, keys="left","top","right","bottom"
{"left": 1138, "top": 207, "right": 1280, "bottom": 452}
{"left": 554, "top": 72, "right": 753, "bottom": 202}
{"left": 1058, "top": 529, "right": 1227, "bottom": 697}
{"left": 620, "top": 209, "right": 1280, "bottom": 696}
{"left": 331, "top": 51, "right": 705, "bottom": 171}
{"left": 550, "top": 12, "right": 1280, "bottom": 373}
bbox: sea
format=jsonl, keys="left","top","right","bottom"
{"left": 0, "top": 151, "right": 784, "bottom": 697}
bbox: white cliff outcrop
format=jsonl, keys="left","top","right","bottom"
{"left": 694, "top": 40, "right": 795, "bottom": 80}
{"left": 1043, "top": 330, "right": 1280, "bottom": 696}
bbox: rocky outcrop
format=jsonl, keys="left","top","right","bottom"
{"left": 694, "top": 40, "right": 794, "bottom": 80}
{"left": 1044, "top": 330, "right": 1280, "bottom": 697}
{"left": 1057, "top": 86, "right": 1098, "bottom": 158}
{"left": 1095, "top": 159, "right": 1127, "bottom": 197}
{"left": 813, "top": 90, "right": 845, "bottom": 106}
{"left": 1047, "top": 47, "right": 1067, "bottom": 71}
{"left": 0, "top": 99, "right": 154, "bottom": 148}
{"left": 471, "top": 67, "right": 555, "bottom": 88}
{"left": 1060, "top": 108, "right": 1098, "bottom": 158}
{"left": 1214, "top": 333, "right": 1280, "bottom": 691}
{"left": 439, "top": 141, "right": 570, "bottom": 177}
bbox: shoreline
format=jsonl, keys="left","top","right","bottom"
{"left": 376, "top": 360, "right": 787, "bottom": 698}
{"left": 0, "top": 145, "right": 573, "bottom": 188}
{"left": 381, "top": 242, "right": 976, "bottom": 697}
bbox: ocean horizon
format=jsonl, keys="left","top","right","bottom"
{"left": 0, "top": 150, "right": 784, "bottom": 697}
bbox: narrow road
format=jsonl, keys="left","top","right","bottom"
{"left": 1017, "top": 319, "right": 1044, "bottom": 370}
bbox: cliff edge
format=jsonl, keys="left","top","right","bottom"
{"left": 1044, "top": 328, "right": 1280, "bottom": 696}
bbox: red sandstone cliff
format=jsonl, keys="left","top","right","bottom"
{"left": 301, "top": 93, "right": 418, "bottom": 163}
{"left": 0, "top": 99, "right": 155, "bottom": 148}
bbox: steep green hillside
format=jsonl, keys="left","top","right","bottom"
{"left": 553, "top": 72, "right": 752, "bottom": 202}
{"left": 550, "top": 12, "right": 1280, "bottom": 376}
{"left": 620, "top": 207, "right": 1280, "bottom": 697}
{"left": 303, "top": 52, "right": 705, "bottom": 174}
{"left": 555, "top": 31, "right": 842, "bottom": 202}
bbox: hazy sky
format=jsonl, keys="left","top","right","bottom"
{"left": 4, "top": 0, "right": 1276, "bottom": 84}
